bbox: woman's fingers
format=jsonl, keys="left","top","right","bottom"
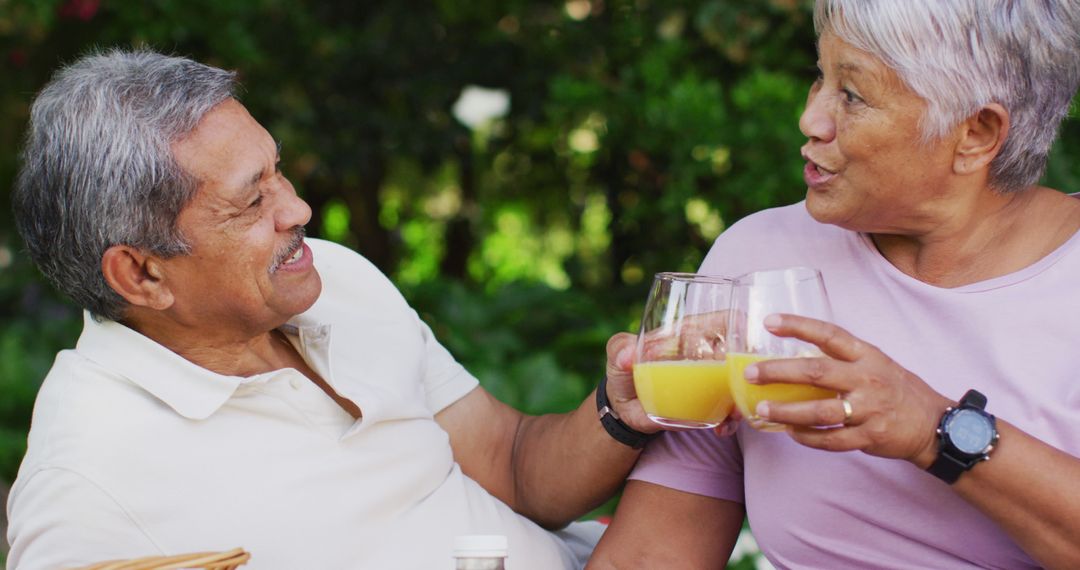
{"left": 756, "top": 397, "right": 850, "bottom": 429}
{"left": 763, "top": 313, "right": 870, "bottom": 362}
{"left": 748, "top": 355, "right": 853, "bottom": 392}
{"left": 787, "top": 425, "right": 864, "bottom": 452}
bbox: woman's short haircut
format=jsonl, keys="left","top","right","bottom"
{"left": 12, "top": 49, "right": 236, "bottom": 321}
{"left": 815, "top": 0, "right": 1080, "bottom": 193}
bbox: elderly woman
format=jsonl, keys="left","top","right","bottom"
{"left": 589, "top": 0, "right": 1080, "bottom": 568}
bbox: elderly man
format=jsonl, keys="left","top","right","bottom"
{"left": 6, "top": 49, "right": 653, "bottom": 569}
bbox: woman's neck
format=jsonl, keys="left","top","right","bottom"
{"left": 870, "top": 187, "right": 1080, "bottom": 288}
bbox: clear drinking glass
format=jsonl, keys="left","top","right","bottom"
{"left": 727, "top": 267, "right": 839, "bottom": 431}
{"left": 632, "top": 272, "right": 734, "bottom": 429}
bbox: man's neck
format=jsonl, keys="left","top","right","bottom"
{"left": 122, "top": 312, "right": 288, "bottom": 377}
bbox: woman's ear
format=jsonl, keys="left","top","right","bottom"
{"left": 101, "top": 245, "right": 175, "bottom": 311}
{"left": 954, "top": 103, "right": 1009, "bottom": 175}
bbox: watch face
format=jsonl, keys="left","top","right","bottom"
{"left": 945, "top": 409, "right": 994, "bottom": 454}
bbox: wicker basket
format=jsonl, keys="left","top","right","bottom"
{"left": 71, "top": 547, "right": 250, "bottom": 570}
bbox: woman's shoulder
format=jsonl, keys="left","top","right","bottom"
{"left": 715, "top": 202, "right": 856, "bottom": 255}
{"left": 723, "top": 201, "right": 840, "bottom": 239}
{"left": 699, "top": 202, "right": 853, "bottom": 277}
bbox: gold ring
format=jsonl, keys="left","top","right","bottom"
{"left": 841, "top": 398, "right": 854, "bottom": 425}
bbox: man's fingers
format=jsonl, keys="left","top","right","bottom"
{"left": 607, "top": 332, "right": 637, "bottom": 372}
{"left": 637, "top": 310, "right": 730, "bottom": 361}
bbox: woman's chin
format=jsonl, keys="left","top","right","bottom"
{"left": 804, "top": 191, "right": 839, "bottom": 223}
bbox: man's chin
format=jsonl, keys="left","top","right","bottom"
{"left": 281, "top": 271, "right": 323, "bottom": 318}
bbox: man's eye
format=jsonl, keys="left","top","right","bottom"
{"left": 250, "top": 195, "right": 263, "bottom": 208}
{"left": 841, "top": 88, "right": 862, "bottom": 104}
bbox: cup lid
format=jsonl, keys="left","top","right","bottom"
{"left": 453, "top": 534, "right": 508, "bottom": 557}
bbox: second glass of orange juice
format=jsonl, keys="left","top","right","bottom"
{"left": 632, "top": 273, "right": 733, "bottom": 429}
{"left": 726, "top": 267, "right": 838, "bottom": 431}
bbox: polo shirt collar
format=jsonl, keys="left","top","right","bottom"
{"left": 76, "top": 311, "right": 250, "bottom": 420}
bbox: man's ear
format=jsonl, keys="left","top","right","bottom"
{"left": 101, "top": 245, "right": 175, "bottom": 311}
{"left": 954, "top": 103, "right": 1009, "bottom": 176}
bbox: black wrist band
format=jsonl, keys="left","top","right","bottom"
{"left": 596, "top": 375, "right": 657, "bottom": 450}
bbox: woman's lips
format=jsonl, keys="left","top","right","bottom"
{"left": 803, "top": 160, "right": 837, "bottom": 187}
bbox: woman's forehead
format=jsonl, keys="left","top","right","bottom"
{"left": 819, "top": 33, "right": 912, "bottom": 94}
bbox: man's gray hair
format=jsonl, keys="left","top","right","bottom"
{"left": 815, "top": 0, "right": 1080, "bottom": 193}
{"left": 12, "top": 49, "right": 236, "bottom": 321}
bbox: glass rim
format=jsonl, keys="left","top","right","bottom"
{"left": 652, "top": 271, "right": 732, "bottom": 285}
{"left": 732, "top": 266, "right": 822, "bottom": 285}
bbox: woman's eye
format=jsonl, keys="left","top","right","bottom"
{"left": 841, "top": 88, "right": 862, "bottom": 105}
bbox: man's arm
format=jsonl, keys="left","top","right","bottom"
{"left": 7, "top": 468, "right": 161, "bottom": 569}
{"left": 586, "top": 480, "right": 744, "bottom": 569}
{"left": 435, "top": 332, "right": 656, "bottom": 529}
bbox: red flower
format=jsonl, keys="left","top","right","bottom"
{"left": 58, "top": 0, "right": 100, "bottom": 21}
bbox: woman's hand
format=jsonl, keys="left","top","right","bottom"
{"left": 747, "top": 313, "right": 954, "bottom": 467}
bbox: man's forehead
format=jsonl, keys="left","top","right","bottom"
{"left": 172, "top": 99, "right": 274, "bottom": 188}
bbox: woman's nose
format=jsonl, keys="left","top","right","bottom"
{"left": 799, "top": 85, "right": 835, "bottom": 143}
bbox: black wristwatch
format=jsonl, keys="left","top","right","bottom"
{"left": 927, "top": 389, "right": 999, "bottom": 484}
{"left": 596, "top": 375, "right": 657, "bottom": 450}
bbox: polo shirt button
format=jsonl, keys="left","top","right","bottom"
{"left": 289, "top": 376, "right": 302, "bottom": 390}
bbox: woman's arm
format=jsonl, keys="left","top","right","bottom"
{"left": 587, "top": 480, "right": 745, "bottom": 569}
{"left": 754, "top": 313, "right": 1080, "bottom": 569}
{"left": 944, "top": 421, "right": 1080, "bottom": 569}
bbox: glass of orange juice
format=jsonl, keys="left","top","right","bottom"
{"left": 632, "top": 273, "right": 734, "bottom": 429}
{"left": 727, "top": 267, "right": 838, "bottom": 431}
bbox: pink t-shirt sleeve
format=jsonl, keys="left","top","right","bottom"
{"left": 629, "top": 429, "right": 745, "bottom": 503}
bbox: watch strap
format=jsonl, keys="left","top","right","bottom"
{"left": 959, "top": 389, "right": 987, "bottom": 409}
{"left": 596, "top": 375, "right": 657, "bottom": 450}
{"left": 927, "top": 449, "right": 968, "bottom": 484}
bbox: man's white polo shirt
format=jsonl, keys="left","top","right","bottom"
{"left": 7, "top": 239, "right": 589, "bottom": 569}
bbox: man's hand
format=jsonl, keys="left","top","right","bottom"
{"left": 603, "top": 332, "right": 660, "bottom": 434}
{"left": 607, "top": 310, "right": 738, "bottom": 435}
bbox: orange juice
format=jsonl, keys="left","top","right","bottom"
{"left": 633, "top": 360, "right": 733, "bottom": 428}
{"left": 727, "top": 352, "right": 838, "bottom": 430}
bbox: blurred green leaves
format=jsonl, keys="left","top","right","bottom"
{"left": 406, "top": 278, "right": 628, "bottom": 415}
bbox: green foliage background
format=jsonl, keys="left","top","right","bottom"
{"left": 0, "top": 0, "right": 1078, "bottom": 565}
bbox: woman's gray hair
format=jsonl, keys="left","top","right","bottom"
{"left": 815, "top": 0, "right": 1080, "bottom": 193}
{"left": 12, "top": 49, "right": 236, "bottom": 321}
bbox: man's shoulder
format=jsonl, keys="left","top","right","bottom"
{"left": 17, "top": 351, "right": 163, "bottom": 476}
{"left": 303, "top": 238, "right": 412, "bottom": 321}
{"left": 308, "top": 238, "right": 394, "bottom": 295}
{"left": 308, "top": 238, "right": 379, "bottom": 274}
